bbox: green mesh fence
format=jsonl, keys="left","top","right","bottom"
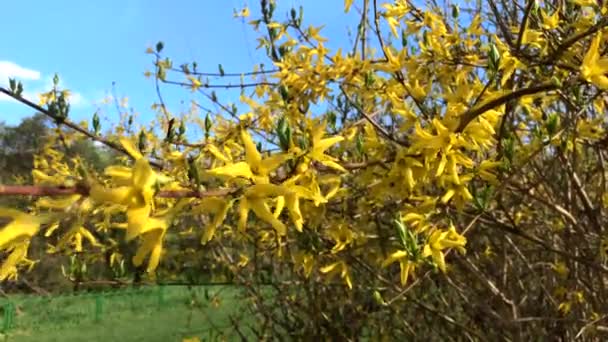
{"left": 0, "top": 285, "right": 252, "bottom": 342}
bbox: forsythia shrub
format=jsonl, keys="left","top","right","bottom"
{"left": 1, "top": 0, "right": 608, "bottom": 339}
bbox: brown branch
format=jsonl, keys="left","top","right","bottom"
{"left": 456, "top": 82, "right": 558, "bottom": 132}
{"left": 169, "top": 66, "right": 279, "bottom": 77}
{"left": 515, "top": 0, "right": 536, "bottom": 51}
{"left": 0, "top": 158, "right": 383, "bottom": 199}
{"left": 340, "top": 86, "right": 410, "bottom": 147}
{"left": 0, "top": 86, "right": 163, "bottom": 169}
{"left": 543, "top": 16, "right": 608, "bottom": 64}
{"left": 162, "top": 79, "right": 277, "bottom": 89}
{"left": 0, "top": 184, "right": 236, "bottom": 199}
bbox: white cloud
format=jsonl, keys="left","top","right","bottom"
{"left": 0, "top": 61, "right": 41, "bottom": 83}
{"left": 68, "top": 91, "right": 88, "bottom": 108}
{"left": 0, "top": 65, "right": 88, "bottom": 109}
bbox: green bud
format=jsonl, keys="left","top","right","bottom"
{"left": 180, "top": 63, "right": 190, "bottom": 74}
{"left": 218, "top": 64, "right": 225, "bottom": 76}
{"left": 451, "top": 4, "right": 459, "bottom": 18}
{"left": 356, "top": 133, "right": 364, "bottom": 156}
{"left": 546, "top": 113, "right": 559, "bottom": 135}
{"left": 138, "top": 130, "right": 147, "bottom": 153}
{"left": 327, "top": 111, "right": 337, "bottom": 129}
{"left": 205, "top": 113, "right": 212, "bottom": 132}
{"left": 394, "top": 217, "right": 408, "bottom": 249}
{"left": 373, "top": 290, "right": 386, "bottom": 306}
{"left": 178, "top": 120, "right": 186, "bottom": 137}
{"left": 165, "top": 118, "right": 175, "bottom": 143}
{"left": 290, "top": 7, "right": 297, "bottom": 20}
{"left": 488, "top": 43, "right": 500, "bottom": 72}
{"left": 279, "top": 85, "right": 290, "bottom": 102}
{"left": 92, "top": 112, "right": 101, "bottom": 135}
{"left": 551, "top": 76, "right": 562, "bottom": 88}
{"left": 156, "top": 41, "right": 164, "bottom": 53}
{"left": 365, "top": 72, "right": 375, "bottom": 87}
{"left": 276, "top": 116, "right": 291, "bottom": 151}
{"left": 188, "top": 157, "right": 201, "bottom": 188}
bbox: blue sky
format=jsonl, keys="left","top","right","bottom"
{"left": 0, "top": 0, "right": 360, "bottom": 128}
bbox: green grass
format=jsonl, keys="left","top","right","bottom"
{"left": 0, "top": 286, "right": 254, "bottom": 342}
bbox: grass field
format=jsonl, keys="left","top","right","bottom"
{"left": 0, "top": 285, "right": 253, "bottom": 342}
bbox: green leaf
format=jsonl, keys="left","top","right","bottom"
{"left": 156, "top": 41, "right": 164, "bottom": 53}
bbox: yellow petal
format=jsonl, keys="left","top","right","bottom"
{"left": 314, "top": 136, "right": 344, "bottom": 154}
{"left": 245, "top": 183, "right": 291, "bottom": 198}
{"left": 273, "top": 196, "right": 285, "bottom": 218}
{"left": 79, "top": 227, "right": 102, "bottom": 247}
{"left": 132, "top": 158, "right": 157, "bottom": 192}
{"left": 259, "top": 153, "right": 293, "bottom": 175}
{"left": 382, "top": 250, "right": 408, "bottom": 268}
{"left": 240, "top": 129, "right": 262, "bottom": 170}
{"left": 89, "top": 185, "right": 133, "bottom": 205}
{"left": 433, "top": 249, "right": 446, "bottom": 272}
{"left": 319, "top": 160, "right": 347, "bottom": 173}
{"left": 436, "top": 153, "right": 447, "bottom": 177}
{"left": 0, "top": 242, "right": 29, "bottom": 281}
{"left": 205, "top": 144, "right": 230, "bottom": 163}
{"left": 0, "top": 211, "right": 44, "bottom": 249}
{"left": 201, "top": 200, "right": 231, "bottom": 244}
{"left": 249, "top": 198, "right": 287, "bottom": 236}
{"left": 400, "top": 260, "right": 412, "bottom": 285}
{"left": 119, "top": 137, "right": 143, "bottom": 160}
{"left": 207, "top": 162, "right": 253, "bottom": 179}
{"left": 132, "top": 230, "right": 162, "bottom": 267}
{"left": 320, "top": 261, "right": 340, "bottom": 274}
{"left": 36, "top": 195, "right": 81, "bottom": 210}
{"left": 45, "top": 222, "right": 60, "bottom": 237}
{"left": 441, "top": 189, "right": 456, "bottom": 203}
{"left": 104, "top": 165, "right": 133, "bottom": 183}
{"left": 32, "top": 170, "right": 56, "bottom": 184}
{"left": 146, "top": 238, "right": 163, "bottom": 273}
{"left": 238, "top": 197, "right": 250, "bottom": 232}
{"left": 285, "top": 193, "right": 303, "bottom": 232}
{"left": 192, "top": 197, "right": 225, "bottom": 214}
{"left": 126, "top": 204, "right": 152, "bottom": 241}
